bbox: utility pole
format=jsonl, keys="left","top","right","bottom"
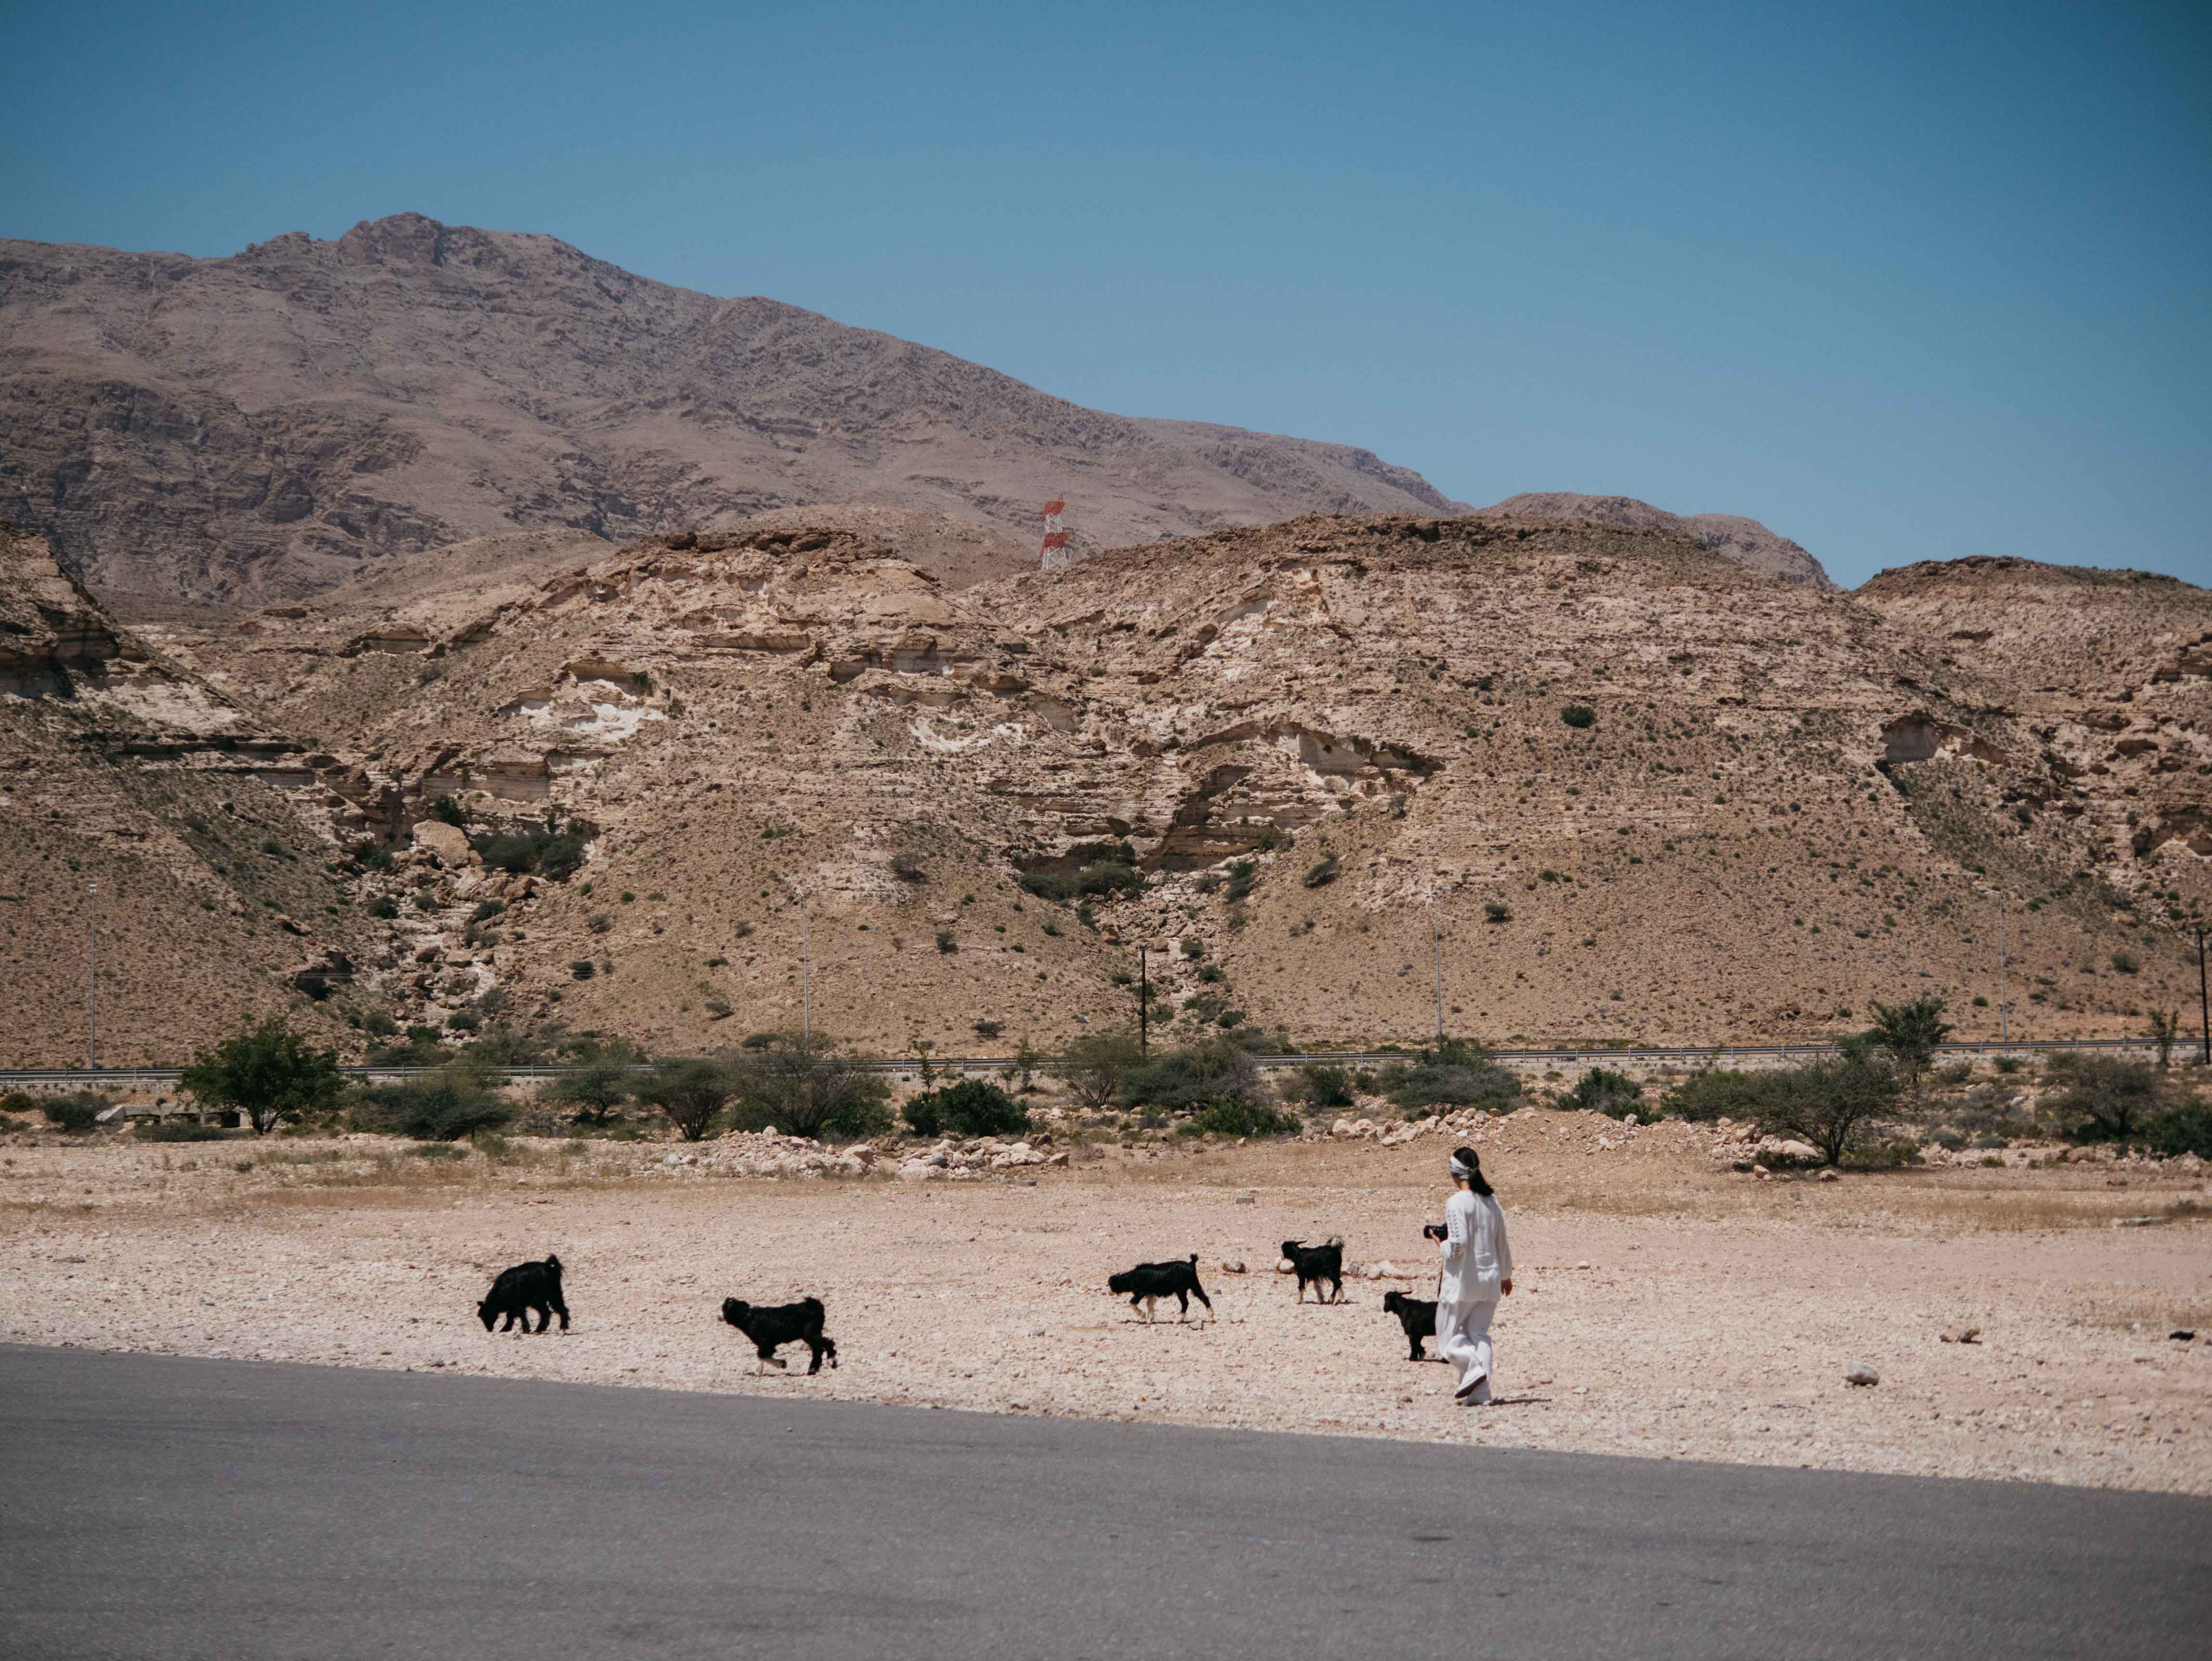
{"left": 800, "top": 900, "right": 811, "bottom": 1050}
{"left": 1138, "top": 946, "right": 1148, "bottom": 1054}
{"left": 86, "top": 881, "right": 98, "bottom": 1070}
{"left": 1431, "top": 896, "right": 1444, "bottom": 1048}
{"left": 1996, "top": 891, "right": 2008, "bottom": 1045}
{"left": 2197, "top": 923, "right": 2208, "bottom": 1067}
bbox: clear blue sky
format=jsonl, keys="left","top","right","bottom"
{"left": 5, "top": 1, "right": 2207, "bottom": 587}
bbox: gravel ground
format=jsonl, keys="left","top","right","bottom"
{"left": 3, "top": 1112, "right": 2208, "bottom": 1492}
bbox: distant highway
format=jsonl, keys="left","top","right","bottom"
{"left": 0, "top": 1036, "right": 2165, "bottom": 1090}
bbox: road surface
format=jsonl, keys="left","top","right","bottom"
{"left": 1, "top": 1345, "right": 2204, "bottom": 1659}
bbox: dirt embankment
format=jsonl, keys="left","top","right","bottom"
{"left": 2, "top": 1118, "right": 2206, "bottom": 1494}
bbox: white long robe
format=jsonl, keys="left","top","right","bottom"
{"left": 1436, "top": 1188, "right": 1511, "bottom": 1396}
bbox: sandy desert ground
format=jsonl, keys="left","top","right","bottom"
{"left": 2, "top": 1111, "right": 2207, "bottom": 1494}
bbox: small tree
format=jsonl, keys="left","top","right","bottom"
{"left": 2045, "top": 1054, "right": 2162, "bottom": 1143}
{"left": 182, "top": 1017, "right": 343, "bottom": 1134}
{"left": 1755, "top": 1041, "right": 1900, "bottom": 1166}
{"left": 904, "top": 1077, "right": 1030, "bottom": 1139}
{"left": 350, "top": 1063, "right": 514, "bottom": 1141}
{"left": 1283, "top": 1063, "right": 1355, "bottom": 1109}
{"left": 543, "top": 1061, "right": 634, "bottom": 1126}
{"left": 1867, "top": 995, "right": 1950, "bottom": 1104}
{"left": 1565, "top": 1067, "right": 1643, "bottom": 1118}
{"left": 725, "top": 1037, "right": 893, "bottom": 1141}
{"left": 2148, "top": 1009, "right": 2181, "bottom": 1069}
{"left": 637, "top": 1058, "right": 737, "bottom": 1141}
{"left": 1054, "top": 1030, "right": 1146, "bottom": 1110}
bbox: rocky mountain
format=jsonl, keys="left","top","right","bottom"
{"left": 5, "top": 508, "right": 2199, "bottom": 1067}
{"left": 0, "top": 214, "right": 1466, "bottom": 613}
{"left": 1482, "top": 492, "right": 1835, "bottom": 589}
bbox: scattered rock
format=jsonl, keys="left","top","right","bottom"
{"left": 410, "top": 819, "right": 472, "bottom": 866}
{"left": 1941, "top": 1326, "right": 1982, "bottom": 1345}
{"left": 1844, "top": 1363, "right": 1880, "bottom": 1386}
{"left": 1276, "top": 1258, "right": 1297, "bottom": 1274}
{"left": 1816, "top": 1168, "right": 1840, "bottom": 1183}
{"left": 1220, "top": 1260, "right": 1247, "bottom": 1275}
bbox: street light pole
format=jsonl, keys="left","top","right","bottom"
{"left": 86, "top": 881, "right": 98, "bottom": 1070}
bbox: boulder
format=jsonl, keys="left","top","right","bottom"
{"left": 411, "top": 819, "right": 473, "bottom": 866}
{"left": 1844, "top": 1362, "right": 1880, "bottom": 1386}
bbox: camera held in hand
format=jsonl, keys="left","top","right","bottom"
{"left": 1422, "top": 1223, "right": 1447, "bottom": 1242}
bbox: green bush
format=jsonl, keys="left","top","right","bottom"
{"left": 1303, "top": 853, "right": 1341, "bottom": 889}
{"left": 1561, "top": 705, "right": 1596, "bottom": 729}
{"left": 636, "top": 1058, "right": 737, "bottom": 1141}
{"left": 2045, "top": 1055, "right": 2165, "bottom": 1142}
{"left": 724, "top": 1038, "right": 895, "bottom": 1141}
{"left": 350, "top": 1067, "right": 515, "bottom": 1141}
{"left": 1564, "top": 1067, "right": 1643, "bottom": 1118}
{"left": 134, "top": 1120, "right": 230, "bottom": 1142}
{"left": 1284, "top": 1064, "right": 1355, "bottom": 1108}
{"left": 2146, "top": 1098, "right": 2212, "bottom": 1160}
{"left": 1378, "top": 1041, "right": 1520, "bottom": 1114}
{"left": 1053, "top": 1031, "right": 1146, "bottom": 1109}
{"left": 1661, "top": 1068, "right": 1778, "bottom": 1122}
{"left": 473, "top": 820, "right": 586, "bottom": 881}
{"left": 1123, "top": 1036, "right": 1264, "bottom": 1112}
{"left": 1178, "top": 1099, "right": 1301, "bottom": 1138}
{"left": 904, "top": 1077, "right": 1031, "bottom": 1139}
{"left": 1018, "top": 844, "right": 1144, "bottom": 903}
{"left": 41, "top": 1092, "right": 110, "bottom": 1133}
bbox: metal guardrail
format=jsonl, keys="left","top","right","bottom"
{"left": 0, "top": 1037, "right": 2164, "bottom": 1090}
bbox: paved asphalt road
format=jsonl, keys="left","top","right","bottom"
{"left": 2, "top": 1345, "right": 2206, "bottom": 1660}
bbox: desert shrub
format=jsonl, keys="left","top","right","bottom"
{"left": 1019, "top": 844, "right": 1144, "bottom": 903}
{"left": 903, "top": 1077, "right": 1030, "bottom": 1139}
{"left": 0, "top": 1090, "right": 37, "bottom": 1118}
{"left": 446, "top": 1008, "right": 482, "bottom": 1032}
{"left": 470, "top": 900, "right": 506, "bottom": 924}
{"left": 1281, "top": 1063, "right": 1355, "bottom": 1109}
{"left": 1180, "top": 937, "right": 1206, "bottom": 959}
{"left": 351, "top": 839, "right": 395, "bottom": 871}
{"left": 935, "top": 930, "right": 958, "bottom": 953}
{"left": 367, "top": 895, "right": 400, "bottom": 919}
{"left": 1661, "top": 1068, "right": 1779, "bottom": 1122}
{"left": 569, "top": 960, "right": 596, "bottom": 980}
{"left": 1178, "top": 1099, "right": 1301, "bottom": 1138}
{"left": 411, "top": 1142, "right": 467, "bottom": 1161}
{"left": 473, "top": 819, "right": 586, "bottom": 881}
{"left": 1123, "top": 1036, "right": 1264, "bottom": 1112}
{"left": 350, "top": 1066, "right": 515, "bottom": 1141}
{"left": 1053, "top": 1030, "right": 1145, "bottom": 1109}
{"left": 1378, "top": 1040, "right": 1519, "bottom": 1115}
{"left": 1866, "top": 995, "right": 1950, "bottom": 1100}
{"left": 725, "top": 1038, "right": 894, "bottom": 1141}
{"left": 2110, "top": 950, "right": 2140, "bottom": 975}
{"left": 1564, "top": 1067, "right": 1643, "bottom": 1118}
{"left": 891, "top": 853, "right": 927, "bottom": 883}
{"left": 541, "top": 1061, "right": 634, "bottom": 1127}
{"left": 361, "top": 1010, "right": 398, "bottom": 1037}
{"left": 2146, "top": 1098, "right": 2212, "bottom": 1160}
{"left": 1993, "top": 1055, "right": 2025, "bottom": 1075}
{"left": 182, "top": 1018, "right": 344, "bottom": 1134}
{"left": 1751, "top": 1042, "right": 1901, "bottom": 1167}
{"left": 430, "top": 795, "right": 467, "bottom": 828}
{"left": 1933, "top": 1060, "right": 1974, "bottom": 1086}
{"left": 973, "top": 1020, "right": 1003, "bottom": 1039}
{"left": 134, "top": 1120, "right": 229, "bottom": 1142}
{"left": 40, "top": 1092, "right": 111, "bottom": 1133}
{"left": 2044, "top": 1054, "right": 2164, "bottom": 1142}
{"left": 1483, "top": 900, "right": 1511, "bottom": 923}
{"left": 1223, "top": 859, "right": 1259, "bottom": 901}
{"left": 1561, "top": 704, "right": 1596, "bottom": 729}
{"left": 1302, "top": 853, "right": 1340, "bottom": 889}
{"left": 636, "top": 1058, "right": 738, "bottom": 1141}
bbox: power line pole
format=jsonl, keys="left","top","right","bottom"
{"left": 2197, "top": 923, "right": 2208, "bottom": 1068}
{"left": 801, "top": 900, "right": 811, "bottom": 1050}
{"left": 1138, "top": 946, "right": 1148, "bottom": 1054}
{"left": 1432, "top": 896, "right": 1444, "bottom": 1048}
{"left": 1996, "top": 891, "right": 2007, "bottom": 1044}
{"left": 86, "top": 881, "right": 98, "bottom": 1070}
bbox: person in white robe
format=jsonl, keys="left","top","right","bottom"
{"left": 1432, "top": 1145, "right": 1512, "bottom": 1404}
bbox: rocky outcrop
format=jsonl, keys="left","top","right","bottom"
{"left": 1480, "top": 492, "right": 1835, "bottom": 589}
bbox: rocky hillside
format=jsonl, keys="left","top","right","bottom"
{"left": 0, "top": 215, "right": 1465, "bottom": 612}
{"left": 0, "top": 524, "right": 368, "bottom": 1065}
{"left": 1482, "top": 492, "right": 1834, "bottom": 589}
{"left": 5, "top": 512, "right": 2189, "bottom": 1067}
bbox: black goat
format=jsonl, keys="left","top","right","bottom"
{"left": 1282, "top": 1238, "right": 1344, "bottom": 1304}
{"left": 720, "top": 1296, "right": 839, "bottom": 1376}
{"left": 479, "top": 1255, "right": 569, "bottom": 1333}
{"left": 1107, "top": 1255, "right": 1213, "bottom": 1325}
{"left": 1382, "top": 1290, "right": 1437, "bottom": 1361}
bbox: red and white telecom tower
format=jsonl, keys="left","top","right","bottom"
{"left": 1039, "top": 498, "right": 1070, "bottom": 570}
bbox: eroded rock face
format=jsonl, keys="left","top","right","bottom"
{"left": 1480, "top": 493, "right": 1835, "bottom": 589}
